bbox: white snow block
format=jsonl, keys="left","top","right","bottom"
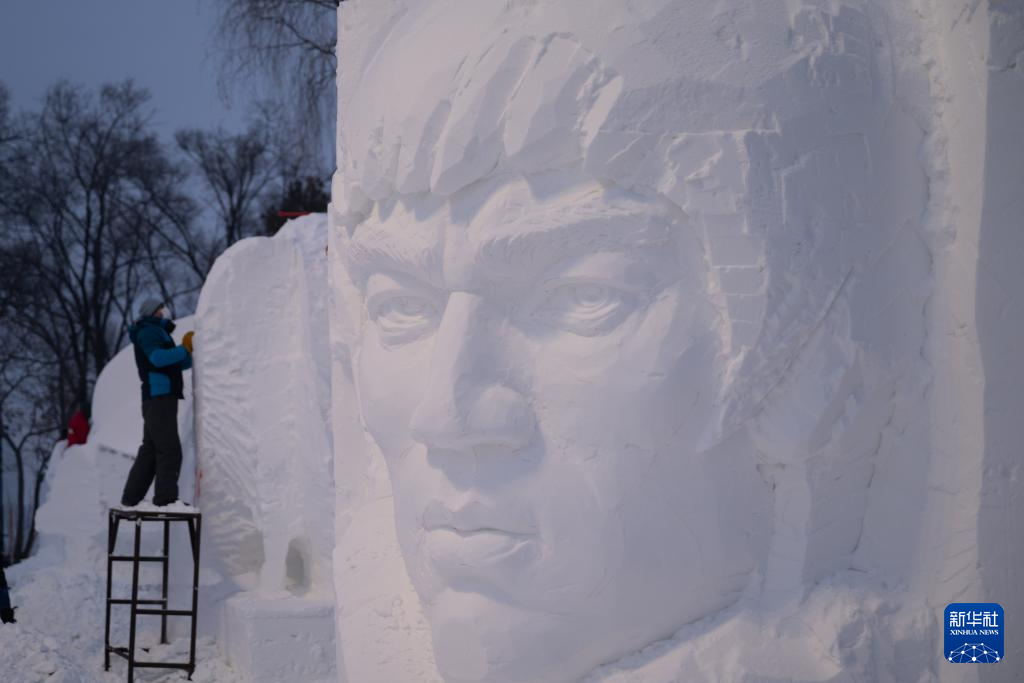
{"left": 192, "top": 215, "right": 337, "bottom": 671}
{"left": 331, "top": 1, "right": 1024, "bottom": 681}
{"left": 194, "top": 215, "right": 334, "bottom": 594}
{"left": 222, "top": 592, "right": 336, "bottom": 683}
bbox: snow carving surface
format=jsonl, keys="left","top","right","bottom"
{"left": 328, "top": 1, "right": 1023, "bottom": 682}
{"left": 193, "top": 215, "right": 338, "bottom": 682}
{"left": 194, "top": 215, "right": 334, "bottom": 596}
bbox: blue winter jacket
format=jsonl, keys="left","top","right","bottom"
{"left": 128, "top": 317, "right": 192, "bottom": 400}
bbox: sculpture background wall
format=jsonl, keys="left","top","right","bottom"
{"left": 328, "top": 1, "right": 1024, "bottom": 681}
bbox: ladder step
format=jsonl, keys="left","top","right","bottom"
{"left": 109, "top": 554, "right": 167, "bottom": 562}
{"left": 136, "top": 608, "right": 194, "bottom": 617}
{"left": 132, "top": 661, "right": 193, "bottom": 670}
{"left": 111, "top": 510, "right": 201, "bottom": 521}
{"left": 108, "top": 598, "right": 166, "bottom": 605}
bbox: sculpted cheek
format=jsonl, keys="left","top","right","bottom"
{"left": 357, "top": 331, "right": 433, "bottom": 452}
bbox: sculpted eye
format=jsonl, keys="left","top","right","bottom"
{"left": 533, "top": 282, "right": 636, "bottom": 336}
{"left": 370, "top": 294, "right": 439, "bottom": 345}
{"left": 573, "top": 284, "right": 614, "bottom": 309}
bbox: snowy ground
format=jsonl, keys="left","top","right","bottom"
{"left": 1, "top": 560, "right": 238, "bottom": 683}
{"left": 0, "top": 441, "right": 242, "bottom": 683}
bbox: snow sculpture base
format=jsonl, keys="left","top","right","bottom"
{"left": 222, "top": 592, "right": 336, "bottom": 683}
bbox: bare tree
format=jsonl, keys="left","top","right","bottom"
{"left": 0, "top": 353, "right": 30, "bottom": 563}
{"left": 213, "top": 0, "right": 340, "bottom": 167}
{"left": 0, "top": 83, "right": 15, "bottom": 147}
{"left": 176, "top": 123, "right": 277, "bottom": 248}
{"left": 262, "top": 174, "right": 329, "bottom": 235}
{"left": 0, "top": 253, "right": 63, "bottom": 564}
{"left": 0, "top": 384, "right": 56, "bottom": 562}
{"left": 0, "top": 81, "right": 203, "bottom": 560}
{"left": 0, "top": 81, "right": 191, "bottom": 408}
{"left": 130, "top": 152, "right": 219, "bottom": 290}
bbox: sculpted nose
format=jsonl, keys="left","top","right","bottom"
{"left": 409, "top": 293, "right": 535, "bottom": 452}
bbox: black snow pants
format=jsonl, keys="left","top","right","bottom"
{"left": 120, "top": 395, "right": 182, "bottom": 506}
{"left": 0, "top": 563, "right": 13, "bottom": 623}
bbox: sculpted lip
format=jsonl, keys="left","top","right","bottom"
{"left": 422, "top": 499, "right": 538, "bottom": 536}
{"left": 425, "top": 527, "right": 536, "bottom": 571}
{"left": 422, "top": 499, "right": 539, "bottom": 571}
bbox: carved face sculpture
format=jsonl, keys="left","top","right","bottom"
{"left": 337, "top": 1, "right": 888, "bottom": 681}
{"left": 347, "top": 172, "right": 769, "bottom": 680}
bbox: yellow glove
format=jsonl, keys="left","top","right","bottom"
{"left": 182, "top": 331, "right": 194, "bottom": 354}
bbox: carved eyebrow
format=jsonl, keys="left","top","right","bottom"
{"left": 344, "top": 226, "right": 443, "bottom": 287}
{"left": 343, "top": 210, "right": 672, "bottom": 289}
{"left": 474, "top": 215, "right": 671, "bottom": 278}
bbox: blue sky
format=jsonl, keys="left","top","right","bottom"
{"left": 0, "top": 1, "right": 257, "bottom": 140}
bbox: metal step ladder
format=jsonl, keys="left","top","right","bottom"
{"left": 104, "top": 506, "right": 202, "bottom": 682}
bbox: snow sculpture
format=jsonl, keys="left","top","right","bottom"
{"left": 194, "top": 216, "right": 337, "bottom": 682}
{"left": 329, "top": 1, "right": 1015, "bottom": 681}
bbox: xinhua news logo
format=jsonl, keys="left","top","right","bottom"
{"left": 945, "top": 603, "right": 1004, "bottom": 664}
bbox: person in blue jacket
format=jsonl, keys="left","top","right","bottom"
{"left": 120, "top": 298, "right": 194, "bottom": 507}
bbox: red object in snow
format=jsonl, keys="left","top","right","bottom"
{"left": 67, "top": 410, "right": 90, "bottom": 446}
{"left": 277, "top": 211, "right": 313, "bottom": 218}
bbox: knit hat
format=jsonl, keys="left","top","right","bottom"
{"left": 137, "top": 297, "right": 165, "bottom": 319}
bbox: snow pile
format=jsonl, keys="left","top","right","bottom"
{"left": 0, "top": 625, "right": 95, "bottom": 683}
{"left": 1, "top": 540, "right": 238, "bottom": 683}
